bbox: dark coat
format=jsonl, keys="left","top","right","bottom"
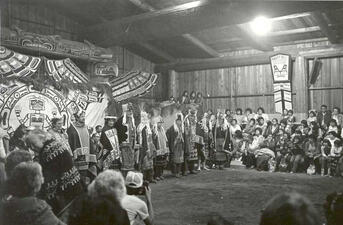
{"left": 317, "top": 111, "right": 332, "bottom": 127}
{"left": 0, "top": 196, "right": 65, "bottom": 225}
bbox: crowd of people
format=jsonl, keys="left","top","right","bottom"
{"left": 0, "top": 102, "right": 343, "bottom": 225}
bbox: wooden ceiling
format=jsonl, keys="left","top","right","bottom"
{"left": 9, "top": 0, "right": 343, "bottom": 64}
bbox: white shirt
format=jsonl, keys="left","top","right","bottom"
{"left": 122, "top": 195, "right": 149, "bottom": 225}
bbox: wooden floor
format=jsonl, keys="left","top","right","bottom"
{"left": 150, "top": 166, "right": 343, "bottom": 225}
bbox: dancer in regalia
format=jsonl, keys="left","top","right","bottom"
{"left": 99, "top": 113, "right": 121, "bottom": 171}
{"left": 183, "top": 109, "right": 204, "bottom": 174}
{"left": 115, "top": 103, "right": 137, "bottom": 176}
{"left": 166, "top": 113, "right": 185, "bottom": 178}
{"left": 137, "top": 111, "right": 156, "bottom": 183}
{"left": 213, "top": 112, "right": 231, "bottom": 169}
{"left": 152, "top": 116, "right": 169, "bottom": 180}
{"left": 67, "top": 111, "right": 97, "bottom": 184}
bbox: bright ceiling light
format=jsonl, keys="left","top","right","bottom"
{"left": 250, "top": 16, "right": 272, "bottom": 36}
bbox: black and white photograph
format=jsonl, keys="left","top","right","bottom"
{"left": 1, "top": 0, "right": 343, "bottom": 225}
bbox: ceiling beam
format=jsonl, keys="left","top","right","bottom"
{"left": 155, "top": 43, "right": 343, "bottom": 72}
{"left": 129, "top": 0, "right": 220, "bottom": 58}
{"left": 138, "top": 42, "right": 176, "bottom": 62}
{"left": 310, "top": 11, "right": 339, "bottom": 44}
{"left": 85, "top": 1, "right": 340, "bottom": 46}
{"left": 236, "top": 25, "right": 273, "bottom": 51}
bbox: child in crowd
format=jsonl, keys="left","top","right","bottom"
{"left": 256, "top": 117, "right": 267, "bottom": 136}
{"left": 303, "top": 135, "right": 320, "bottom": 174}
{"left": 329, "top": 140, "right": 342, "bottom": 177}
{"left": 274, "top": 132, "right": 291, "bottom": 172}
{"left": 289, "top": 135, "right": 304, "bottom": 173}
{"left": 241, "top": 108, "right": 254, "bottom": 128}
{"left": 230, "top": 119, "right": 241, "bottom": 136}
{"left": 243, "top": 118, "right": 256, "bottom": 135}
{"left": 327, "top": 119, "right": 339, "bottom": 134}
{"left": 321, "top": 139, "right": 332, "bottom": 176}
{"left": 234, "top": 108, "right": 244, "bottom": 126}
{"left": 307, "top": 110, "right": 317, "bottom": 126}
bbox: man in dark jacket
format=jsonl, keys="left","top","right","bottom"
{"left": 317, "top": 105, "right": 332, "bottom": 129}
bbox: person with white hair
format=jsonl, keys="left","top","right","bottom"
{"left": 88, "top": 170, "right": 154, "bottom": 225}
{"left": 0, "top": 162, "right": 65, "bottom": 225}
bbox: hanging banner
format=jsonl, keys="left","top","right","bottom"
{"left": 270, "top": 54, "right": 293, "bottom": 113}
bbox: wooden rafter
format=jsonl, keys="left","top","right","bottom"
{"left": 310, "top": 11, "right": 338, "bottom": 44}
{"left": 236, "top": 24, "right": 273, "bottom": 52}
{"left": 85, "top": 1, "right": 337, "bottom": 46}
{"left": 129, "top": 0, "right": 220, "bottom": 58}
{"left": 138, "top": 42, "right": 175, "bottom": 62}
{"left": 155, "top": 43, "right": 343, "bottom": 72}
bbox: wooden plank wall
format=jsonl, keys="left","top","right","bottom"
{"left": 309, "top": 57, "right": 343, "bottom": 110}
{"left": 176, "top": 64, "right": 277, "bottom": 113}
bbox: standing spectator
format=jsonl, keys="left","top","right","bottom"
{"left": 317, "top": 104, "right": 332, "bottom": 130}
{"left": 48, "top": 117, "right": 72, "bottom": 156}
{"left": 152, "top": 116, "right": 169, "bottom": 180}
{"left": 179, "top": 91, "right": 190, "bottom": 104}
{"left": 1, "top": 162, "right": 65, "bottom": 225}
{"left": 195, "top": 92, "right": 204, "bottom": 104}
{"left": 25, "top": 129, "right": 83, "bottom": 215}
{"left": 189, "top": 91, "right": 196, "bottom": 104}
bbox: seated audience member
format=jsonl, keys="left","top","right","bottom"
{"left": 289, "top": 136, "right": 304, "bottom": 173}
{"left": 195, "top": 92, "right": 204, "bottom": 104}
{"left": 225, "top": 109, "right": 233, "bottom": 124}
{"left": 317, "top": 104, "right": 332, "bottom": 131}
{"left": 279, "top": 120, "right": 287, "bottom": 132}
{"left": 261, "top": 134, "right": 276, "bottom": 152}
{"left": 0, "top": 162, "right": 65, "bottom": 225}
{"left": 274, "top": 133, "right": 291, "bottom": 172}
{"left": 255, "top": 135, "right": 276, "bottom": 171}
{"left": 329, "top": 140, "right": 343, "bottom": 177}
{"left": 303, "top": 135, "right": 321, "bottom": 174}
{"left": 256, "top": 117, "right": 267, "bottom": 136}
{"left": 327, "top": 119, "right": 339, "bottom": 135}
{"left": 242, "top": 108, "right": 255, "bottom": 127}
{"left": 307, "top": 110, "right": 317, "bottom": 126}
{"left": 321, "top": 139, "right": 332, "bottom": 176}
{"left": 2, "top": 150, "right": 33, "bottom": 198}
{"left": 324, "top": 192, "right": 343, "bottom": 225}
{"left": 234, "top": 108, "right": 244, "bottom": 126}
{"left": 68, "top": 194, "right": 129, "bottom": 225}
{"left": 255, "top": 107, "right": 269, "bottom": 122}
{"left": 9, "top": 124, "right": 29, "bottom": 152}
{"left": 280, "top": 109, "right": 289, "bottom": 124}
{"left": 309, "top": 121, "right": 320, "bottom": 139}
{"left": 179, "top": 91, "right": 190, "bottom": 104}
{"left": 243, "top": 118, "right": 256, "bottom": 135}
{"left": 243, "top": 128, "right": 264, "bottom": 169}
{"left": 287, "top": 109, "right": 296, "bottom": 124}
{"left": 332, "top": 107, "right": 343, "bottom": 130}
{"left": 25, "top": 129, "right": 83, "bottom": 215}
{"left": 264, "top": 118, "right": 279, "bottom": 138}
{"left": 260, "top": 192, "right": 321, "bottom": 225}
{"left": 325, "top": 131, "right": 340, "bottom": 154}
{"left": 230, "top": 119, "right": 241, "bottom": 136}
